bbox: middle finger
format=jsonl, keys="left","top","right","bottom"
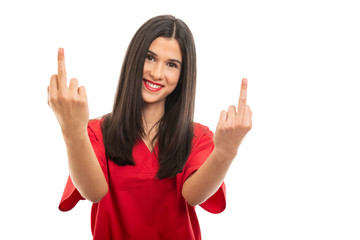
{"left": 57, "top": 48, "right": 67, "bottom": 90}
{"left": 237, "top": 78, "right": 248, "bottom": 114}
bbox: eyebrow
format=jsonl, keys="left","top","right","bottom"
{"left": 147, "top": 50, "right": 182, "bottom": 66}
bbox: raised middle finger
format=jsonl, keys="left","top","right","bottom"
{"left": 57, "top": 48, "right": 67, "bottom": 90}
{"left": 237, "top": 78, "right": 248, "bottom": 114}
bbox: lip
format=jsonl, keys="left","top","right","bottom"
{"left": 143, "top": 79, "right": 163, "bottom": 92}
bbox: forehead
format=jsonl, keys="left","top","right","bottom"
{"left": 148, "top": 37, "right": 182, "bottom": 61}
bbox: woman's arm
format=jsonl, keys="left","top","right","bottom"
{"left": 62, "top": 130, "right": 108, "bottom": 203}
{"left": 48, "top": 48, "right": 108, "bottom": 203}
{"left": 182, "top": 78, "right": 252, "bottom": 206}
{"left": 182, "top": 148, "right": 232, "bottom": 206}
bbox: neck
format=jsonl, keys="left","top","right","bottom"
{"left": 142, "top": 101, "right": 165, "bottom": 138}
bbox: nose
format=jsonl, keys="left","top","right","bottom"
{"left": 150, "top": 63, "right": 165, "bottom": 80}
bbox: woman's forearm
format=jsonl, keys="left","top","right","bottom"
{"left": 182, "top": 78, "right": 252, "bottom": 206}
{"left": 48, "top": 48, "right": 108, "bottom": 203}
{"left": 63, "top": 130, "right": 108, "bottom": 203}
{"left": 182, "top": 148, "right": 233, "bottom": 206}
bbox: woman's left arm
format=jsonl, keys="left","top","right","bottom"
{"left": 182, "top": 78, "right": 252, "bottom": 206}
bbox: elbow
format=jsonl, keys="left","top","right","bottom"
{"left": 182, "top": 188, "right": 205, "bottom": 207}
{"left": 81, "top": 185, "right": 109, "bottom": 203}
{"left": 186, "top": 199, "right": 199, "bottom": 207}
{"left": 91, "top": 187, "right": 108, "bottom": 203}
{"left": 183, "top": 194, "right": 196, "bottom": 206}
{"left": 92, "top": 185, "right": 109, "bottom": 203}
{"left": 184, "top": 196, "right": 206, "bottom": 207}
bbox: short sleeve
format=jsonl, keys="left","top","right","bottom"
{"left": 182, "top": 123, "right": 226, "bottom": 214}
{"left": 58, "top": 176, "right": 84, "bottom": 212}
{"left": 58, "top": 119, "right": 107, "bottom": 212}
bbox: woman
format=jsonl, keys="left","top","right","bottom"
{"left": 48, "top": 15, "right": 252, "bottom": 240}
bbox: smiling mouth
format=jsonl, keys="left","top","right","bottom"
{"left": 143, "top": 79, "right": 163, "bottom": 92}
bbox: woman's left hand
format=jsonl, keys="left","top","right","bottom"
{"left": 213, "top": 78, "right": 252, "bottom": 161}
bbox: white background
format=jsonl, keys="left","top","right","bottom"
{"left": 1, "top": 0, "right": 359, "bottom": 239}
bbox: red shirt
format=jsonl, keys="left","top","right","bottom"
{"left": 59, "top": 119, "right": 226, "bottom": 240}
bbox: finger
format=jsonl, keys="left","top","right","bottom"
{"left": 69, "top": 78, "right": 79, "bottom": 94}
{"left": 237, "top": 78, "right": 248, "bottom": 114}
{"left": 49, "top": 74, "right": 59, "bottom": 107}
{"left": 47, "top": 86, "right": 50, "bottom": 106}
{"left": 244, "top": 106, "right": 253, "bottom": 128}
{"left": 245, "top": 105, "right": 252, "bottom": 120}
{"left": 78, "top": 86, "right": 87, "bottom": 98}
{"left": 227, "top": 105, "right": 236, "bottom": 121}
{"left": 246, "top": 105, "right": 252, "bottom": 117}
{"left": 49, "top": 74, "right": 58, "bottom": 90}
{"left": 219, "top": 110, "right": 227, "bottom": 123}
{"left": 57, "top": 48, "right": 67, "bottom": 90}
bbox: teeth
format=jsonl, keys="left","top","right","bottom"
{"left": 146, "top": 81, "right": 161, "bottom": 88}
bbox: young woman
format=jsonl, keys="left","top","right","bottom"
{"left": 48, "top": 15, "right": 252, "bottom": 240}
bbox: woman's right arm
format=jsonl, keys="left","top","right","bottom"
{"left": 62, "top": 129, "right": 108, "bottom": 203}
{"left": 48, "top": 48, "right": 108, "bottom": 203}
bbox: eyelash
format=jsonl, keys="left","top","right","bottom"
{"left": 167, "top": 62, "right": 178, "bottom": 69}
{"left": 146, "top": 54, "right": 155, "bottom": 62}
{"left": 145, "top": 54, "right": 179, "bottom": 69}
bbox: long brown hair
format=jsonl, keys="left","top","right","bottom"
{"left": 101, "top": 15, "right": 197, "bottom": 179}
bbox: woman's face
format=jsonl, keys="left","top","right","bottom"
{"left": 142, "top": 37, "right": 182, "bottom": 107}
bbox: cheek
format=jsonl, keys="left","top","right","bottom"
{"left": 143, "top": 62, "right": 152, "bottom": 74}
{"left": 142, "top": 66, "right": 148, "bottom": 75}
{"left": 169, "top": 72, "right": 181, "bottom": 86}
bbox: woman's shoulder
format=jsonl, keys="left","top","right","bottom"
{"left": 190, "top": 122, "right": 214, "bottom": 154}
{"left": 193, "top": 122, "right": 209, "bottom": 131}
{"left": 193, "top": 122, "right": 213, "bottom": 139}
{"left": 88, "top": 117, "right": 104, "bottom": 139}
{"left": 89, "top": 117, "right": 102, "bottom": 128}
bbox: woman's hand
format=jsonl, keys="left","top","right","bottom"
{"left": 182, "top": 78, "right": 252, "bottom": 205}
{"left": 213, "top": 78, "right": 252, "bottom": 161}
{"left": 47, "top": 48, "right": 89, "bottom": 138}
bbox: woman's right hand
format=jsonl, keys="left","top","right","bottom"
{"left": 47, "top": 48, "right": 89, "bottom": 138}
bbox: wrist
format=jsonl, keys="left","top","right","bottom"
{"left": 62, "top": 127, "right": 89, "bottom": 144}
{"left": 212, "top": 147, "right": 237, "bottom": 163}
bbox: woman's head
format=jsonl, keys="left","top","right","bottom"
{"left": 142, "top": 36, "right": 182, "bottom": 107}
{"left": 113, "top": 15, "right": 196, "bottom": 118}
{"left": 103, "top": 15, "right": 197, "bottom": 178}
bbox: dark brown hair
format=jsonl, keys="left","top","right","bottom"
{"left": 101, "top": 15, "right": 197, "bottom": 179}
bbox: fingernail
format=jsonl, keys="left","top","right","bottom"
{"left": 59, "top": 48, "right": 64, "bottom": 55}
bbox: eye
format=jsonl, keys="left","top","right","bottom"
{"left": 146, "top": 54, "right": 155, "bottom": 62}
{"left": 167, "top": 62, "right": 179, "bottom": 69}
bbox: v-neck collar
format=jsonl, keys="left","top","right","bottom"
{"left": 139, "top": 138, "right": 159, "bottom": 155}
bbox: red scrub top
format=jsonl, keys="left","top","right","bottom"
{"left": 59, "top": 119, "right": 226, "bottom": 240}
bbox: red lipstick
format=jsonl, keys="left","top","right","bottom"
{"left": 143, "top": 79, "right": 163, "bottom": 92}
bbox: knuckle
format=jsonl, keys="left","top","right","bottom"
{"left": 75, "top": 95, "right": 87, "bottom": 105}
{"left": 78, "top": 86, "right": 86, "bottom": 93}
{"left": 218, "top": 121, "right": 225, "bottom": 128}
{"left": 217, "top": 120, "right": 225, "bottom": 128}
{"left": 77, "top": 97, "right": 86, "bottom": 105}
{"left": 70, "top": 78, "right": 78, "bottom": 83}
{"left": 243, "top": 121, "right": 252, "bottom": 130}
{"left": 49, "top": 93, "right": 57, "bottom": 100}
{"left": 234, "top": 121, "right": 242, "bottom": 128}
{"left": 57, "top": 94, "right": 70, "bottom": 103}
{"left": 49, "top": 95, "right": 58, "bottom": 104}
{"left": 226, "top": 122, "right": 235, "bottom": 130}
{"left": 236, "top": 119, "right": 249, "bottom": 129}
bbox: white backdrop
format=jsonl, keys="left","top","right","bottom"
{"left": 1, "top": 0, "right": 359, "bottom": 239}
